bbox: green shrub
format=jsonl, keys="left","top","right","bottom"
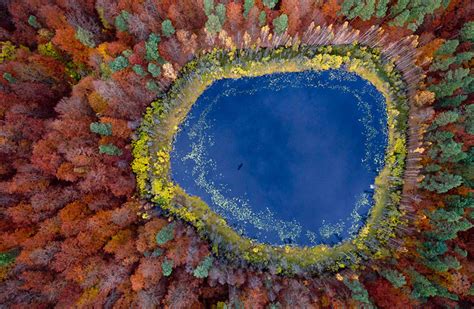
{"left": 122, "top": 49, "right": 133, "bottom": 57}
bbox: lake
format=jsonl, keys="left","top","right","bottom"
{"left": 171, "top": 70, "right": 388, "bottom": 246}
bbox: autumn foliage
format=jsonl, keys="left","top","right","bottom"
{"left": 0, "top": 0, "right": 472, "bottom": 307}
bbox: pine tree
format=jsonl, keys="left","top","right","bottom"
{"left": 409, "top": 270, "right": 459, "bottom": 301}
{"left": 380, "top": 269, "right": 406, "bottom": 288}
{"left": 460, "top": 21, "right": 474, "bottom": 42}
{"left": 375, "top": 0, "right": 389, "bottom": 18}
{"left": 409, "top": 270, "right": 440, "bottom": 301}
{"left": 132, "top": 64, "right": 146, "bottom": 76}
{"left": 155, "top": 223, "right": 175, "bottom": 245}
{"left": 427, "top": 218, "right": 473, "bottom": 241}
{"left": 205, "top": 14, "right": 222, "bottom": 34}
{"left": 435, "top": 40, "right": 459, "bottom": 56}
{"left": 90, "top": 122, "right": 112, "bottom": 136}
{"left": 429, "top": 68, "right": 472, "bottom": 98}
{"left": 3, "top": 72, "right": 15, "bottom": 83}
{"left": 420, "top": 172, "right": 463, "bottom": 193}
{"left": 216, "top": 4, "right": 226, "bottom": 25}
{"left": 147, "top": 63, "right": 161, "bottom": 77}
{"left": 0, "top": 250, "right": 16, "bottom": 267}
{"left": 433, "top": 111, "right": 460, "bottom": 127}
{"left": 162, "top": 19, "right": 175, "bottom": 38}
{"left": 423, "top": 255, "right": 461, "bottom": 272}
{"left": 258, "top": 11, "right": 267, "bottom": 27}
{"left": 145, "top": 34, "right": 162, "bottom": 62}
{"left": 244, "top": 0, "right": 255, "bottom": 18}
{"left": 445, "top": 194, "right": 474, "bottom": 210}
{"left": 193, "top": 256, "right": 214, "bottom": 278}
{"left": 115, "top": 11, "right": 130, "bottom": 32}
{"left": 344, "top": 278, "right": 372, "bottom": 304}
{"left": 146, "top": 80, "right": 160, "bottom": 92}
{"left": 204, "top": 0, "right": 214, "bottom": 16}
{"left": 387, "top": 0, "right": 443, "bottom": 31}
{"left": 465, "top": 104, "right": 474, "bottom": 135}
{"left": 437, "top": 95, "right": 467, "bottom": 108}
{"left": 28, "top": 15, "right": 41, "bottom": 29}
{"left": 418, "top": 241, "right": 447, "bottom": 259}
{"left": 75, "top": 27, "right": 95, "bottom": 48}
{"left": 99, "top": 144, "right": 123, "bottom": 156}
{"left": 109, "top": 56, "right": 129, "bottom": 72}
{"left": 273, "top": 14, "right": 288, "bottom": 35}
{"left": 263, "top": 0, "right": 279, "bottom": 9}
{"left": 428, "top": 208, "right": 464, "bottom": 223}
{"left": 438, "top": 140, "right": 466, "bottom": 163}
{"left": 161, "top": 258, "right": 173, "bottom": 277}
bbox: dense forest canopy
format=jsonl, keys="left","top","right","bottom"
{"left": 0, "top": 0, "right": 472, "bottom": 308}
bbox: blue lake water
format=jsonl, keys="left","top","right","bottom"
{"left": 171, "top": 70, "right": 388, "bottom": 246}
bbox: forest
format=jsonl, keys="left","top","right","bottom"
{"left": 0, "top": 0, "right": 473, "bottom": 308}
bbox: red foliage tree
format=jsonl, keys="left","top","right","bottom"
{"left": 366, "top": 278, "right": 413, "bottom": 308}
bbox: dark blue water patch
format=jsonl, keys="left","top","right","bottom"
{"left": 171, "top": 70, "right": 388, "bottom": 246}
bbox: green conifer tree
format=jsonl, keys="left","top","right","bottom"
{"left": 90, "top": 122, "right": 112, "bottom": 136}
{"left": 162, "top": 19, "right": 175, "bottom": 37}
{"left": 155, "top": 223, "right": 175, "bottom": 245}
{"left": 272, "top": 14, "right": 288, "bottom": 35}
